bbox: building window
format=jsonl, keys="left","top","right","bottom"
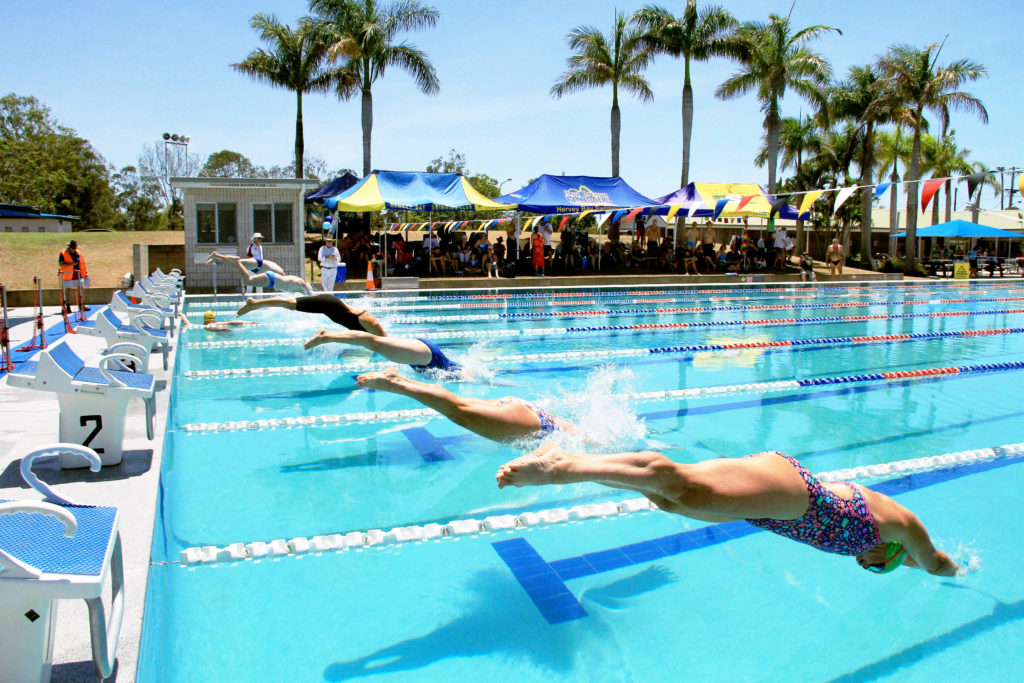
{"left": 252, "top": 203, "right": 293, "bottom": 243}
{"left": 196, "top": 203, "right": 238, "bottom": 244}
{"left": 38, "top": 226, "right": 45, "bottom": 232}
{"left": 3, "top": 226, "right": 10, "bottom": 232}
{"left": 22, "top": 226, "right": 29, "bottom": 232}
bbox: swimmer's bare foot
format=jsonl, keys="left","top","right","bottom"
{"left": 496, "top": 442, "right": 576, "bottom": 489}
{"left": 236, "top": 297, "right": 259, "bottom": 317}
{"left": 304, "top": 327, "right": 352, "bottom": 350}
{"left": 356, "top": 367, "right": 403, "bottom": 392}
{"left": 206, "top": 251, "right": 221, "bottom": 265}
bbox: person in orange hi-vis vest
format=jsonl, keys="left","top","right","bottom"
{"left": 58, "top": 239, "right": 90, "bottom": 289}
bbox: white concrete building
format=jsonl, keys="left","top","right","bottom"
{"left": 170, "top": 177, "right": 312, "bottom": 291}
{"left": 0, "top": 204, "right": 77, "bottom": 232}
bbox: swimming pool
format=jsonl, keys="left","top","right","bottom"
{"left": 138, "top": 281, "right": 1024, "bottom": 682}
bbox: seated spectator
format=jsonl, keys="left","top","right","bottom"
{"left": 682, "top": 247, "right": 698, "bottom": 275}
{"left": 481, "top": 244, "right": 498, "bottom": 278}
{"left": 724, "top": 245, "right": 741, "bottom": 273}
{"left": 800, "top": 252, "right": 816, "bottom": 282}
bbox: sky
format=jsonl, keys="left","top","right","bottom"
{"left": 3, "top": 0, "right": 1023, "bottom": 208}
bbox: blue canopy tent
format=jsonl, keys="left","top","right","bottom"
{"left": 304, "top": 172, "right": 360, "bottom": 204}
{"left": 495, "top": 174, "right": 656, "bottom": 214}
{"left": 323, "top": 170, "right": 515, "bottom": 279}
{"left": 892, "top": 219, "right": 1023, "bottom": 239}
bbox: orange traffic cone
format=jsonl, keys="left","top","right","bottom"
{"left": 365, "top": 261, "right": 376, "bottom": 290}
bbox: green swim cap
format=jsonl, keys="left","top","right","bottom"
{"left": 867, "top": 542, "right": 907, "bottom": 574}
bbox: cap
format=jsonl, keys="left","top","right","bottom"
{"left": 203, "top": 310, "right": 215, "bottom": 323}
{"left": 252, "top": 233, "right": 264, "bottom": 240}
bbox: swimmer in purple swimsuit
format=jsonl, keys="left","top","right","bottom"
{"left": 305, "top": 328, "right": 462, "bottom": 374}
{"left": 496, "top": 445, "right": 959, "bottom": 576}
{"left": 356, "top": 368, "right": 573, "bottom": 442}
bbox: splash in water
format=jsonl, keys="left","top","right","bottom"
{"left": 540, "top": 364, "right": 648, "bottom": 451}
{"left": 944, "top": 539, "right": 983, "bottom": 576}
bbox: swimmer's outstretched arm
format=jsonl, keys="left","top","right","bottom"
{"left": 859, "top": 490, "right": 959, "bottom": 576}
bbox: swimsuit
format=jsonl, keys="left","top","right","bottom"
{"left": 410, "top": 338, "right": 462, "bottom": 373}
{"left": 265, "top": 272, "right": 275, "bottom": 289}
{"left": 295, "top": 294, "right": 363, "bottom": 331}
{"left": 498, "top": 398, "right": 557, "bottom": 435}
{"left": 250, "top": 257, "right": 265, "bottom": 274}
{"left": 745, "top": 452, "right": 881, "bottom": 556}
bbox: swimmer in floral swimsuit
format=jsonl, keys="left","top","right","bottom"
{"left": 497, "top": 446, "right": 959, "bottom": 576}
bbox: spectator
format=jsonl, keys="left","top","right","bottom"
{"left": 531, "top": 229, "right": 545, "bottom": 276}
{"left": 701, "top": 221, "right": 716, "bottom": 264}
{"left": 826, "top": 238, "right": 845, "bottom": 275}
{"left": 800, "top": 252, "right": 816, "bottom": 282}
{"left": 317, "top": 236, "right": 342, "bottom": 291}
{"left": 684, "top": 222, "right": 699, "bottom": 248}
{"left": 58, "top": 239, "right": 89, "bottom": 311}
{"left": 493, "top": 236, "right": 506, "bottom": 265}
{"left": 645, "top": 218, "right": 662, "bottom": 251}
{"left": 246, "top": 232, "right": 265, "bottom": 294}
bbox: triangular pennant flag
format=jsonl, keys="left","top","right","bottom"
{"left": 1019, "top": 172, "right": 1024, "bottom": 197}
{"left": 921, "top": 178, "right": 945, "bottom": 211}
{"left": 687, "top": 199, "right": 708, "bottom": 218}
{"left": 834, "top": 185, "right": 858, "bottom": 211}
{"left": 713, "top": 198, "right": 730, "bottom": 219}
{"left": 595, "top": 212, "right": 611, "bottom": 229}
{"left": 666, "top": 204, "right": 684, "bottom": 220}
{"left": 625, "top": 207, "right": 644, "bottom": 223}
{"left": 873, "top": 182, "right": 892, "bottom": 198}
{"left": 965, "top": 172, "right": 987, "bottom": 202}
{"left": 799, "top": 190, "right": 824, "bottom": 215}
{"left": 579, "top": 210, "right": 594, "bottom": 220}
{"left": 610, "top": 209, "right": 627, "bottom": 227}
{"left": 736, "top": 195, "right": 757, "bottom": 212}
{"left": 769, "top": 198, "right": 788, "bottom": 219}
{"left": 559, "top": 215, "right": 571, "bottom": 230}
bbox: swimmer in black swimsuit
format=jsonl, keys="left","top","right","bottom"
{"left": 356, "top": 368, "right": 572, "bottom": 442}
{"left": 304, "top": 328, "right": 462, "bottom": 374}
{"left": 236, "top": 294, "right": 386, "bottom": 336}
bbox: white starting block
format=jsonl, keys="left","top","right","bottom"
{"left": 76, "top": 306, "right": 171, "bottom": 370}
{"left": 0, "top": 444, "right": 124, "bottom": 682}
{"left": 110, "top": 290, "right": 175, "bottom": 336}
{"left": 131, "top": 281, "right": 179, "bottom": 318}
{"left": 5, "top": 341, "right": 156, "bottom": 468}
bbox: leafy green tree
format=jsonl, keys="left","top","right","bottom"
{"left": 874, "top": 43, "right": 987, "bottom": 269}
{"left": 715, "top": 14, "right": 838, "bottom": 193}
{"left": 310, "top": 0, "right": 440, "bottom": 177}
{"left": 112, "top": 165, "right": 163, "bottom": 230}
{"left": 874, "top": 126, "right": 912, "bottom": 254}
{"left": 200, "top": 150, "right": 263, "bottom": 178}
{"left": 232, "top": 13, "right": 335, "bottom": 179}
{"left": 551, "top": 12, "right": 653, "bottom": 178}
{"left": 633, "top": 1, "right": 736, "bottom": 186}
{"left": 0, "top": 93, "right": 119, "bottom": 229}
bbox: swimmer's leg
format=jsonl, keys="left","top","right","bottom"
{"left": 237, "top": 296, "right": 298, "bottom": 317}
{"left": 496, "top": 447, "right": 809, "bottom": 522}
{"left": 305, "top": 328, "right": 432, "bottom": 365}
{"left": 356, "top": 369, "right": 543, "bottom": 441}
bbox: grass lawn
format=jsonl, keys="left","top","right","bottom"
{"left": 0, "top": 231, "right": 184, "bottom": 289}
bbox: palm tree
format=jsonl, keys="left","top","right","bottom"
{"left": 830, "top": 64, "right": 896, "bottom": 269}
{"left": 874, "top": 43, "right": 987, "bottom": 269}
{"left": 310, "top": 0, "right": 440, "bottom": 177}
{"left": 551, "top": 12, "right": 654, "bottom": 177}
{"left": 874, "top": 126, "right": 912, "bottom": 256}
{"left": 715, "top": 14, "right": 838, "bottom": 193}
{"left": 633, "top": 2, "right": 736, "bottom": 186}
{"left": 232, "top": 13, "right": 334, "bottom": 179}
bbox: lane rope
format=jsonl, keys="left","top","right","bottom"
{"left": 177, "top": 440, "right": 1024, "bottom": 566}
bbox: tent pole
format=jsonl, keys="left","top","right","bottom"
{"left": 428, "top": 210, "right": 432, "bottom": 276}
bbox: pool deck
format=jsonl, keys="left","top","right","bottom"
{"left": 0, "top": 268, "right": 919, "bottom": 681}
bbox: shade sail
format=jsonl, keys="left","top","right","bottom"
{"left": 654, "top": 183, "right": 809, "bottom": 220}
{"left": 323, "top": 171, "right": 513, "bottom": 212}
{"left": 495, "top": 175, "right": 655, "bottom": 214}
{"left": 892, "top": 220, "right": 1023, "bottom": 239}
{"left": 305, "top": 172, "right": 360, "bottom": 203}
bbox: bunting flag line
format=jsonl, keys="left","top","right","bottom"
{"left": 921, "top": 178, "right": 945, "bottom": 211}
{"left": 687, "top": 199, "right": 708, "bottom": 218}
{"left": 834, "top": 185, "right": 858, "bottom": 212}
{"left": 799, "top": 190, "right": 824, "bottom": 215}
{"left": 873, "top": 182, "right": 892, "bottom": 198}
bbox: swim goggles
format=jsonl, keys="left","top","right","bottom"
{"left": 867, "top": 542, "right": 908, "bottom": 574}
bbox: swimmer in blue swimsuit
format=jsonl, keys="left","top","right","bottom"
{"left": 355, "top": 368, "right": 572, "bottom": 442}
{"left": 305, "top": 328, "right": 462, "bottom": 374}
{"left": 496, "top": 446, "right": 959, "bottom": 576}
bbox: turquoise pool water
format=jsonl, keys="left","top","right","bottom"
{"left": 138, "top": 282, "right": 1024, "bottom": 682}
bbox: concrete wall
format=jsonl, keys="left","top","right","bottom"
{"left": 133, "top": 244, "right": 186, "bottom": 283}
{"left": 175, "top": 180, "right": 306, "bottom": 291}
{"left": 0, "top": 217, "right": 74, "bottom": 233}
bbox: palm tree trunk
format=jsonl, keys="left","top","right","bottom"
{"left": 295, "top": 91, "right": 304, "bottom": 179}
{"left": 610, "top": 101, "right": 621, "bottom": 178}
{"left": 765, "top": 102, "right": 780, "bottom": 194}
{"left": 680, "top": 57, "right": 693, "bottom": 187}
{"left": 361, "top": 87, "right": 373, "bottom": 177}
{"left": 944, "top": 179, "right": 952, "bottom": 223}
{"left": 888, "top": 167, "right": 899, "bottom": 258}
{"left": 860, "top": 125, "right": 874, "bottom": 271}
{"left": 905, "top": 118, "right": 923, "bottom": 269}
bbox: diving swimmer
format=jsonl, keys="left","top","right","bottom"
{"left": 355, "top": 368, "right": 571, "bottom": 441}
{"left": 236, "top": 294, "right": 386, "bottom": 337}
{"left": 496, "top": 444, "right": 959, "bottom": 576}
{"left": 178, "top": 311, "right": 261, "bottom": 333}
{"left": 306, "top": 329, "right": 461, "bottom": 374}
{"left": 208, "top": 251, "right": 314, "bottom": 295}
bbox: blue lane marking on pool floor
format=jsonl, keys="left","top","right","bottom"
{"left": 494, "top": 453, "right": 1024, "bottom": 624}
{"left": 400, "top": 427, "right": 453, "bottom": 462}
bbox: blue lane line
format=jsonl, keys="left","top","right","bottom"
{"left": 492, "top": 537, "right": 589, "bottom": 624}
{"left": 494, "top": 452, "right": 1024, "bottom": 624}
{"left": 400, "top": 426, "right": 454, "bottom": 462}
{"left": 0, "top": 307, "right": 100, "bottom": 379}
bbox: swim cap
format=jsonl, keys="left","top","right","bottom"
{"left": 867, "top": 542, "right": 907, "bottom": 574}
{"left": 203, "top": 310, "right": 215, "bottom": 323}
